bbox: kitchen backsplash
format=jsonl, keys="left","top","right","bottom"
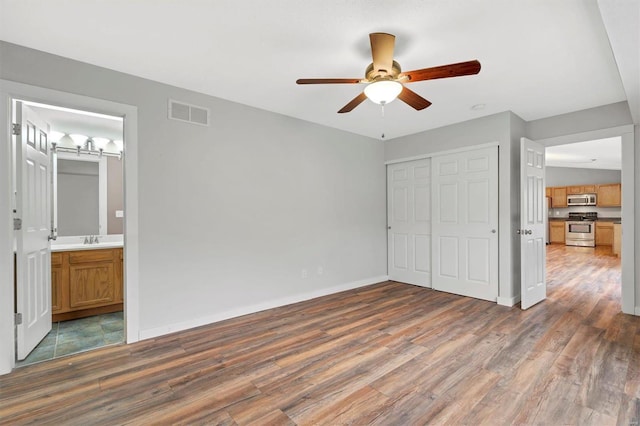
{"left": 549, "top": 206, "right": 621, "bottom": 218}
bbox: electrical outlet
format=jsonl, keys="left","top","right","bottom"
{"left": 301, "top": 269, "right": 308, "bottom": 279}
{"left": 317, "top": 266, "right": 323, "bottom": 276}
{"left": 115, "top": 210, "right": 124, "bottom": 218}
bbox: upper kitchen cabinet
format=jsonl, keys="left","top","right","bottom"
{"left": 566, "top": 185, "right": 597, "bottom": 195}
{"left": 597, "top": 183, "right": 621, "bottom": 207}
{"left": 550, "top": 187, "right": 568, "bottom": 208}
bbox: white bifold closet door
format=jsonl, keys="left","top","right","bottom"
{"left": 387, "top": 158, "right": 431, "bottom": 287}
{"left": 431, "top": 146, "right": 499, "bottom": 301}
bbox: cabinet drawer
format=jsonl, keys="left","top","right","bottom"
{"left": 51, "top": 252, "right": 63, "bottom": 266}
{"left": 69, "top": 249, "right": 114, "bottom": 264}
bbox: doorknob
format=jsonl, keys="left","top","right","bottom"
{"left": 388, "top": 226, "right": 391, "bottom": 230}
{"left": 525, "top": 230, "right": 532, "bottom": 235}
{"left": 491, "top": 229, "right": 496, "bottom": 234}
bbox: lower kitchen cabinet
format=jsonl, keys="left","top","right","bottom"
{"left": 549, "top": 221, "right": 565, "bottom": 244}
{"left": 52, "top": 248, "right": 123, "bottom": 321}
{"left": 595, "top": 222, "right": 614, "bottom": 246}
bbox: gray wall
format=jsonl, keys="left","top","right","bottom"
{"left": 0, "top": 41, "right": 387, "bottom": 335}
{"left": 107, "top": 157, "right": 123, "bottom": 234}
{"left": 526, "top": 102, "right": 632, "bottom": 140}
{"left": 545, "top": 166, "right": 621, "bottom": 187}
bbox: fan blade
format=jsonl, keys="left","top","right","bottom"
{"left": 397, "top": 87, "right": 432, "bottom": 111}
{"left": 296, "top": 78, "right": 361, "bottom": 84}
{"left": 338, "top": 92, "right": 368, "bottom": 113}
{"left": 370, "top": 33, "right": 395, "bottom": 75}
{"left": 401, "top": 60, "right": 481, "bottom": 82}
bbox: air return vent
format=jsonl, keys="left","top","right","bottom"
{"left": 168, "top": 99, "right": 210, "bottom": 126}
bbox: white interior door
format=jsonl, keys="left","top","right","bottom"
{"left": 15, "top": 102, "right": 53, "bottom": 360}
{"left": 520, "top": 137, "right": 546, "bottom": 309}
{"left": 432, "top": 146, "right": 498, "bottom": 301}
{"left": 387, "top": 159, "right": 431, "bottom": 287}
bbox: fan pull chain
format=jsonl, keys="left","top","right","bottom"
{"left": 380, "top": 103, "right": 386, "bottom": 140}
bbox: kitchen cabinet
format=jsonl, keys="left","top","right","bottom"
{"left": 545, "top": 187, "right": 551, "bottom": 198}
{"left": 567, "top": 185, "right": 597, "bottom": 195}
{"left": 595, "top": 222, "right": 614, "bottom": 246}
{"left": 549, "top": 221, "right": 566, "bottom": 244}
{"left": 613, "top": 223, "right": 621, "bottom": 256}
{"left": 550, "top": 187, "right": 568, "bottom": 208}
{"left": 52, "top": 248, "right": 123, "bottom": 322}
{"left": 597, "top": 183, "right": 621, "bottom": 207}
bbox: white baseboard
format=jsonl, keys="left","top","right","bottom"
{"left": 138, "top": 275, "right": 389, "bottom": 341}
{"left": 497, "top": 295, "right": 520, "bottom": 307}
{"left": 634, "top": 306, "right": 640, "bottom": 316}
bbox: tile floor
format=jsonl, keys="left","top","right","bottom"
{"left": 17, "top": 311, "right": 124, "bottom": 367}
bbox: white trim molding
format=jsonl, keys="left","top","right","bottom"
{"left": 139, "top": 275, "right": 389, "bottom": 340}
{"left": 497, "top": 295, "right": 521, "bottom": 307}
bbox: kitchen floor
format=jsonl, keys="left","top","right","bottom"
{"left": 16, "top": 312, "right": 124, "bottom": 367}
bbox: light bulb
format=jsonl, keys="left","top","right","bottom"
{"left": 50, "top": 131, "right": 65, "bottom": 143}
{"left": 69, "top": 134, "right": 87, "bottom": 148}
{"left": 92, "top": 137, "right": 110, "bottom": 150}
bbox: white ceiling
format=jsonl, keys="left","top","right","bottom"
{"left": 27, "top": 104, "right": 123, "bottom": 141}
{"left": 545, "top": 137, "right": 621, "bottom": 170}
{"left": 0, "top": 1, "right": 636, "bottom": 140}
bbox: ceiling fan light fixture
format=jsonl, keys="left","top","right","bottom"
{"left": 364, "top": 80, "right": 403, "bottom": 105}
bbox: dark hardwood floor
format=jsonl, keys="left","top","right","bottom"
{"left": 1, "top": 244, "right": 636, "bottom": 425}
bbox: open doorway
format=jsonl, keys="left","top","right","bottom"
{"left": 12, "top": 101, "right": 126, "bottom": 366}
{"left": 544, "top": 137, "right": 623, "bottom": 308}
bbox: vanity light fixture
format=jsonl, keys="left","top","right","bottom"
{"left": 51, "top": 131, "right": 121, "bottom": 159}
{"left": 92, "top": 137, "right": 110, "bottom": 157}
{"left": 69, "top": 134, "right": 88, "bottom": 156}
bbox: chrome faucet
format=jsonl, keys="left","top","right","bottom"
{"left": 84, "top": 235, "right": 100, "bottom": 244}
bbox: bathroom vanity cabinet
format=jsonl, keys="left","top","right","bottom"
{"left": 51, "top": 247, "right": 123, "bottom": 321}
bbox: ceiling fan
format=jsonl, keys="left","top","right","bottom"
{"left": 296, "top": 33, "right": 481, "bottom": 113}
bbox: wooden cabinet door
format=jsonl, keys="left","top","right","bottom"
{"left": 597, "top": 184, "right": 621, "bottom": 207}
{"left": 545, "top": 187, "right": 551, "bottom": 198}
{"left": 114, "top": 249, "right": 123, "bottom": 302}
{"left": 549, "top": 222, "right": 566, "bottom": 243}
{"left": 551, "top": 187, "right": 567, "bottom": 208}
{"left": 582, "top": 184, "right": 596, "bottom": 193}
{"left": 567, "top": 186, "right": 583, "bottom": 195}
{"left": 69, "top": 262, "right": 115, "bottom": 308}
{"left": 51, "top": 252, "right": 65, "bottom": 313}
{"left": 68, "top": 249, "right": 116, "bottom": 309}
{"left": 595, "top": 222, "right": 614, "bottom": 246}
{"left": 51, "top": 265, "right": 63, "bottom": 313}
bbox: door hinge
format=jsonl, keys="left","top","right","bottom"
{"left": 15, "top": 313, "right": 22, "bottom": 325}
{"left": 13, "top": 218, "right": 22, "bottom": 231}
{"left": 12, "top": 123, "right": 21, "bottom": 136}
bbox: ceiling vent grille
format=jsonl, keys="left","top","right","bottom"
{"left": 168, "top": 99, "right": 210, "bottom": 126}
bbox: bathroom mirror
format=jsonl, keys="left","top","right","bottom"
{"left": 54, "top": 152, "right": 123, "bottom": 237}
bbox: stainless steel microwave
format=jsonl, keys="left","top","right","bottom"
{"left": 567, "top": 193, "right": 597, "bottom": 206}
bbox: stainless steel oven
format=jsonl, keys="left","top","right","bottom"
{"left": 565, "top": 212, "right": 596, "bottom": 247}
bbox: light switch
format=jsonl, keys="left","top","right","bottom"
{"left": 115, "top": 210, "right": 124, "bottom": 218}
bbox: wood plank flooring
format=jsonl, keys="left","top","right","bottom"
{"left": 1, "top": 244, "right": 636, "bottom": 425}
